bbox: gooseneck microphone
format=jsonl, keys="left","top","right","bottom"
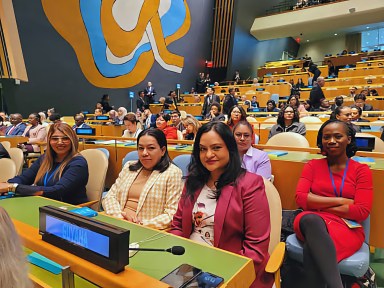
{"left": 128, "top": 245, "right": 185, "bottom": 256}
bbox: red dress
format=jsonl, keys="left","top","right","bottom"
{"left": 294, "top": 158, "right": 373, "bottom": 262}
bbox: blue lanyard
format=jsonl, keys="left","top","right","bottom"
{"left": 328, "top": 159, "right": 349, "bottom": 197}
{"left": 44, "top": 166, "right": 59, "bottom": 186}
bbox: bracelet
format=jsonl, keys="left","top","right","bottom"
{"left": 7, "top": 183, "right": 18, "bottom": 193}
{"left": 7, "top": 184, "right": 13, "bottom": 193}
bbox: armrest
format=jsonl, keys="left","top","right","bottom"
{"left": 265, "top": 242, "right": 286, "bottom": 273}
{"left": 78, "top": 200, "right": 99, "bottom": 207}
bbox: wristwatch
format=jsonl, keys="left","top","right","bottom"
{"left": 7, "top": 183, "right": 18, "bottom": 193}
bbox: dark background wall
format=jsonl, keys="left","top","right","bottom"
{"left": 227, "top": 0, "right": 300, "bottom": 80}
{"left": 2, "top": 0, "right": 214, "bottom": 116}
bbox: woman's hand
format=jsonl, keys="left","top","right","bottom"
{"left": 121, "top": 210, "right": 142, "bottom": 224}
{"left": 0, "top": 182, "right": 9, "bottom": 193}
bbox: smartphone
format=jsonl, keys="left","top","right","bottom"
{"left": 160, "top": 264, "right": 202, "bottom": 288}
{"left": 184, "top": 272, "right": 224, "bottom": 288}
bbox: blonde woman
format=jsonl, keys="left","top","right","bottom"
{"left": 0, "top": 207, "right": 32, "bottom": 288}
{"left": 0, "top": 123, "right": 89, "bottom": 204}
{"left": 181, "top": 116, "right": 201, "bottom": 140}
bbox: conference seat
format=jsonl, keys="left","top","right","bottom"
{"left": 7, "top": 147, "right": 24, "bottom": 175}
{"left": 122, "top": 151, "right": 139, "bottom": 167}
{"left": 0, "top": 158, "right": 17, "bottom": 182}
{"left": 286, "top": 216, "right": 371, "bottom": 279}
{"left": 266, "top": 132, "right": 310, "bottom": 148}
{"left": 0, "top": 140, "right": 11, "bottom": 150}
{"left": 355, "top": 132, "right": 384, "bottom": 153}
{"left": 79, "top": 149, "right": 109, "bottom": 211}
{"left": 172, "top": 154, "right": 191, "bottom": 177}
{"left": 263, "top": 178, "right": 285, "bottom": 288}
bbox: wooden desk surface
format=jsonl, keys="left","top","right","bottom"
{"left": 0, "top": 136, "right": 28, "bottom": 147}
{"left": 2, "top": 197, "right": 254, "bottom": 288}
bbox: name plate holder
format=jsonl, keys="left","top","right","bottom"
{"left": 39, "top": 205, "right": 129, "bottom": 274}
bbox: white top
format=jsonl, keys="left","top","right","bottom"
{"left": 122, "top": 128, "right": 142, "bottom": 139}
{"left": 189, "top": 185, "right": 217, "bottom": 246}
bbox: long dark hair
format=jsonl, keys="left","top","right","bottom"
{"left": 227, "top": 105, "right": 247, "bottom": 127}
{"left": 316, "top": 119, "right": 357, "bottom": 158}
{"left": 129, "top": 128, "right": 171, "bottom": 172}
{"left": 277, "top": 105, "right": 300, "bottom": 127}
{"left": 185, "top": 122, "right": 245, "bottom": 200}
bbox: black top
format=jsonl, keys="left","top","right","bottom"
{"left": 309, "top": 85, "right": 325, "bottom": 110}
{"left": 0, "top": 143, "right": 10, "bottom": 159}
{"left": 101, "top": 99, "right": 113, "bottom": 113}
{"left": 8, "top": 155, "right": 89, "bottom": 205}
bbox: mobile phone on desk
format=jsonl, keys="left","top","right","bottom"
{"left": 160, "top": 264, "right": 202, "bottom": 288}
{"left": 184, "top": 272, "right": 224, "bottom": 288}
{"left": 0, "top": 192, "right": 15, "bottom": 200}
{"left": 70, "top": 207, "right": 98, "bottom": 217}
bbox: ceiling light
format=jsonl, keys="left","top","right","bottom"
{"left": 306, "top": 40, "right": 309, "bottom": 42}
{"left": 334, "top": 33, "right": 338, "bottom": 36}
{"left": 366, "top": 27, "right": 370, "bottom": 29}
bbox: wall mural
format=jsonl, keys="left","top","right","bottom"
{"left": 41, "top": 0, "right": 191, "bottom": 88}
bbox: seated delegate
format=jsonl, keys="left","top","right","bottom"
{"left": 122, "top": 113, "right": 142, "bottom": 139}
{"left": 103, "top": 128, "right": 183, "bottom": 230}
{"left": 233, "top": 121, "right": 271, "bottom": 179}
{"left": 294, "top": 119, "right": 372, "bottom": 287}
{"left": 170, "top": 122, "right": 273, "bottom": 288}
{"left": 0, "top": 123, "right": 89, "bottom": 205}
{"left": 268, "top": 105, "right": 306, "bottom": 139}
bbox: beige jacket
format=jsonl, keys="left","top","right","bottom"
{"left": 102, "top": 162, "right": 183, "bottom": 229}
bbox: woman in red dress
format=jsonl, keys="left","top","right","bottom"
{"left": 294, "top": 119, "right": 373, "bottom": 288}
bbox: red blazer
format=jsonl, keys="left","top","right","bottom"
{"left": 170, "top": 172, "right": 273, "bottom": 288}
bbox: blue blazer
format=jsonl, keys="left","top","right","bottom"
{"left": 5, "top": 123, "right": 27, "bottom": 135}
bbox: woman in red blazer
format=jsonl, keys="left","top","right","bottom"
{"left": 170, "top": 121, "right": 273, "bottom": 288}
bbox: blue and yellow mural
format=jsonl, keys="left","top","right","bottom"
{"left": 41, "top": 0, "right": 191, "bottom": 88}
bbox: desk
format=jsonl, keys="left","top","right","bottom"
{"left": 0, "top": 136, "right": 28, "bottom": 147}
{"left": 268, "top": 151, "right": 384, "bottom": 248}
{"left": 1, "top": 197, "right": 255, "bottom": 288}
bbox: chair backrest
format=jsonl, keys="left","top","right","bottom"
{"left": 96, "top": 148, "right": 110, "bottom": 160}
{"left": 122, "top": 151, "right": 139, "bottom": 167}
{"left": 300, "top": 116, "right": 322, "bottom": 124}
{"left": 246, "top": 116, "right": 257, "bottom": 123}
{"left": 370, "top": 120, "right": 384, "bottom": 132}
{"left": 7, "top": 147, "right": 24, "bottom": 175}
{"left": 80, "top": 149, "right": 109, "bottom": 210}
{"left": 362, "top": 215, "right": 370, "bottom": 244}
{"left": 177, "top": 130, "right": 184, "bottom": 140}
{"left": 270, "top": 94, "right": 279, "bottom": 103}
{"left": 0, "top": 158, "right": 17, "bottom": 182}
{"left": 263, "top": 178, "right": 282, "bottom": 255}
{"left": 266, "top": 132, "right": 310, "bottom": 148}
{"left": 0, "top": 141, "right": 11, "bottom": 150}
{"left": 172, "top": 154, "right": 191, "bottom": 177}
{"left": 355, "top": 132, "right": 384, "bottom": 153}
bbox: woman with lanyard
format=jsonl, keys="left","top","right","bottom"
{"left": 122, "top": 113, "right": 142, "bottom": 139}
{"left": 293, "top": 119, "right": 372, "bottom": 288}
{"left": 0, "top": 123, "right": 89, "bottom": 205}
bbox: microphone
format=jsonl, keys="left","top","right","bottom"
{"left": 128, "top": 243, "right": 185, "bottom": 256}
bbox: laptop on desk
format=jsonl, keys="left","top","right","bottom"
{"left": 355, "top": 136, "right": 375, "bottom": 152}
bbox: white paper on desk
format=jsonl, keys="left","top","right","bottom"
{"left": 94, "top": 140, "right": 127, "bottom": 145}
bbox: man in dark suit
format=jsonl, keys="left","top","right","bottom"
{"left": 352, "top": 94, "right": 374, "bottom": 112}
{"left": 309, "top": 77, "right": 325, "bottom": 111}
{"left": 144, "top": 81, "right": 156, "bottom": 105}
{"left": 136, "top": 91, "right": 146, "bottom": 112}
{"left": 72, "top": 114, "right": 91, "bottom": 131}
{"left": 5, "top": 113, "right": 26, "bottom": 136}
{"left": 201, "top": 87, "right": 220, "bottom": 117}
{"left": 222, "top": 88, "right": 237, "bottom": 115}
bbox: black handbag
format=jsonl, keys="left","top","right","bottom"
{"left": 281, "top": 208, "right": 303, "bottom": 242}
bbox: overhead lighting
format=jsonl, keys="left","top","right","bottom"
{"left": 306, "top": 40, "right": 309, "bottom": 42}
{"left": 366, "top": 26, "right": 370, "bottom": 29}
{"left": 334, "top": 33, "right": 338, "bottom": 36}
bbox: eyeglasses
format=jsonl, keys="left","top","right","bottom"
{"left": 234, "top": 133, "right": 251, "bottom": 140}
{"left": 50, "top": 136, "right": 71, "bottom": 143}
{"left": 231, "top": 111, "right": 241, "bottom": 114}
{"left": 284, "top": 111, "right": 294, "bottom": 114}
